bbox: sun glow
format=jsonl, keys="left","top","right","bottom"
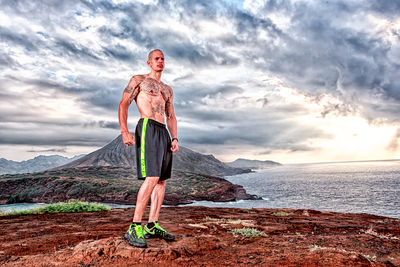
{"left": 244, "top": 78, "right": 400, "bottom": 163}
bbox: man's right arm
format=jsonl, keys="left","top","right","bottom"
{"left": 118, "top": 75, "right": 143, "bottom": 146}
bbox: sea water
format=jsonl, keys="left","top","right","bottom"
{"left": 0, "top": 202, "right": 47, "bottom": 213}
{"left": 188, "top": 160, "right": 400, "bottom": 218}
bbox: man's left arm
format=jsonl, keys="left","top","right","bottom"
{"left": 166, "top": 87, "right": 179, "bottom": 152}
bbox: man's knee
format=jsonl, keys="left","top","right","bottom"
{"left": 141, "top": 176, "right": 160, "bottom": 188}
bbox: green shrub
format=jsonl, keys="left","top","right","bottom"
{"left": 98, "top": 184, "right": 125, "bottom": 194}
{"left": 11, "top": 187, "right": 48, "bottom": 202}
{"left": 2, "top": 200, "right": 110, "bottom": 216}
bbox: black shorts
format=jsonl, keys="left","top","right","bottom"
{"left": 135, "top": 118, "right": 173, "bottom": 181}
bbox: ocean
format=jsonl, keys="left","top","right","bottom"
{"left": 2, "top": 161, "right": 399, "bottom": 218}
{"left": 188, "top": 160, "right": 400, "bottom": 218}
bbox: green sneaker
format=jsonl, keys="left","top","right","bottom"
{"left": 123, "top": 223, "right": 147, "bottom": 248}
{"left": 144, "top": 222, "right": 175, "bottom": 241}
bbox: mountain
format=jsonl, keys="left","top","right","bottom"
{"left": 226, "top": 158, "right": 281, "bottom": 169}
{"left": 0, "top": 155, "right": 84, "bottom": 175}
{"left": 54, "top": 135, "right": 249, "bottom": 177}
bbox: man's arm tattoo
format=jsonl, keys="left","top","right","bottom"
{"left": 165, "top": 101, "right": 173, "bottom": 118}
{"left": 124, "top": 85, "right": 139, "bottom": 102}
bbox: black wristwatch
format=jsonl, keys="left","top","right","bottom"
{"left": 172, "top": 138, "right": 178, "bottom": 142}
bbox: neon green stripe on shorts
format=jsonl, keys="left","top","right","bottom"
{"left": 140, "top": 118, "right": 149, "bottom": 177}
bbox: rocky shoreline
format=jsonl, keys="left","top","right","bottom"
{"left": 1, "top": 206, "right": 399, "bottom": 266}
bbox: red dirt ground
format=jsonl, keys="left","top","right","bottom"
{"left": 0, "top": 206, "right": 399, "bottom": 266}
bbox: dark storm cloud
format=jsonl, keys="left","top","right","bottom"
{"left": 370, "top": 0, "right": 400, "bottom": 17}
{"left": 0, "top": 26, "right": 39, "bottom": 51}
{"left": 164, "top": 40, "right": 236, "bottom": 67}
{"left": 233, "top": 9, "right": 282, "bottom": 37}
{"left": 54, "top": 38, "right": 100, "bottom": 61}
{"left": 105, "top": 16, "right": 155, "bottom": 48}
{"left": 243, "top": 0, "right": 400, "bottom": 123}
{"left": 81, "top": 89, "right": 122, "bottom": 110}
{"left": 103, "top": 44, "right": 135, "bottom": 61}
{"left": 96, "top": 0, "right": 242, "bottom": 67}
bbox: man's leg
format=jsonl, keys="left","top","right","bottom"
{"left": 148, "top": 180, "right": 166, "bottom": 222}
{"left": 144, "top": 179, "right": 175, "bottom": 241}
{"left": 123, "top": 177, "right": 160, "bottom": 248}
{"left": 133, "top": 176, "right": 160, "bottom": 222}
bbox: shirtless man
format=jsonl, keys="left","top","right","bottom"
{"left": 118, "top": 49, "right": 179, "bottom": 248}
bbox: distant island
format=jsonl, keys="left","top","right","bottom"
{"left": 0, "top": 155, "right": 84, "bottom": 175}
{"left": 226, "top": 158, "right": 281, "bottom": 169}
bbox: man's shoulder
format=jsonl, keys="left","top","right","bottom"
{"left": 131, "top": 74, "right": 146, "bottom": 83}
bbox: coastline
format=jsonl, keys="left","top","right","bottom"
{"left": 1, "top": 206, "right": 399, "bottom": 266}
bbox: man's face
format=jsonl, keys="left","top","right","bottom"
{"left": 148, "top": 51, "right": 164, "bottom": 72}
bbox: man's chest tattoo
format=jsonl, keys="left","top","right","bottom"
{"left": 140, "top": 78, "right": 170, "bottom": 101}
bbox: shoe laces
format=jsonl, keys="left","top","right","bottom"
{"left": 154, "top": 222, "right": 168, "bottom": 233}
{"left": 130, "top": 224, "right": 144, "bottom": 238}
{"left": 135, "top": 225, "right": 144, "bottom": 238}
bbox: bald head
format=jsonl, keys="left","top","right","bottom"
{"left": 148, "top": 49, "right": 163, "bottom": 60}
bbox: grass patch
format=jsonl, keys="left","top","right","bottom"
{"left": 2, "top": 200, "right": 110, "bottom": 216}
{"left": 272, "top": 211, "right": 294, "bottom": 216}
{"left": 231, "top": 227, "right": 268, "bottom": 238}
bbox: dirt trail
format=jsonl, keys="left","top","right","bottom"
{"left": 1, "top": 207, "right": 399, "bottom": 266}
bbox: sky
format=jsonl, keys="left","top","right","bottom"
{"left": 0, "top": 0, "right": 399, "bottom": 164}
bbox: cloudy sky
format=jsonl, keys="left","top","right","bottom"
{"left": 0, "top": 0, "right": 399, "bottom": 164}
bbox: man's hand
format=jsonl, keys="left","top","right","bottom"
{"left": 171, "top": 139, "right": 179, "bottom": 152}
{"left": 122, "top": 132, "right": 135, "bottom": 146}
